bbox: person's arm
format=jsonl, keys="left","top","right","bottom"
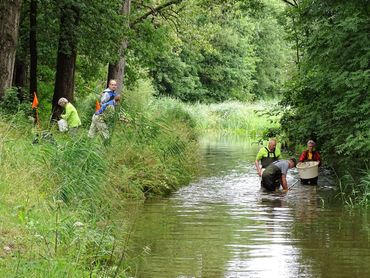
{"left": 61, "top": 105, "right": 72, "bottom": 121}
{"left": 95, "top": 102, "right": 109, "bottom": 115}
{"left": 101, "top": 92, "right": 110, "bottom": 104}
{"left": 255, "top": 160, "right": 262, "bottom": 177}
{"left": 299, "top": 151, "right": 306, "bottom": 162}
{"left": 255, "top": 148, "right": 264, "bottom": 177}
{"left": 281, "top": 174, "right": 288, "bottom": 191}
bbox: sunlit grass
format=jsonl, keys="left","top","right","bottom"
{"left": 184, "top": 100, "right": 281, "bottom": 139}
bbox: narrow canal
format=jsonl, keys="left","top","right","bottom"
{"left": 127, "top": 135, "right": 370, "bottom": 278}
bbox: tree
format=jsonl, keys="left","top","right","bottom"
{"left": 107, "top": 0, "right": 131, "bottom": 93}
{"left": 145, "top": 0, "right": 291, "bottom": 102}
{"left": 0, "top": 0, "right": 22, "bottom": 98}
{"left": 51, "top": 0, "right": 124, "bottom": 118}
{"left": 29, "top": 0, "right": 37, "bottom": 100}
{"left": 51, "top": 2, "right": 81, "bottom": 118}
{"left": 251, "top": 0, "right": 292, "bottom": 98}
{"left": 107, "top": 0, "right": 183, "bottom": 93}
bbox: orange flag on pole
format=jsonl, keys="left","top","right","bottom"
{"left": 95, "top": 100, "right": 101, "bottom": 112}
{"left": 32, "top": 92, "right": 39, "bottom": 109}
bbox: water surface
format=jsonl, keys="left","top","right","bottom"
{"left": 126, "top": 135, "right": 370, "bottom": 278}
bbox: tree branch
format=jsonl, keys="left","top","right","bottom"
{"left": 131, "top": 0, "right": 183, "bottom": 27}
{"left": 159, "top": 11, "right": 180, "bottom": 33}
{"left": 281, "top": 0, "right": 296, "bottom": 6}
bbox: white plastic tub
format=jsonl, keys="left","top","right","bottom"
{"left": 296, "top": 161, "right": 319, "bottom": 179}
{"left": 57, "top": 119, "right": 68, "bottom": 132}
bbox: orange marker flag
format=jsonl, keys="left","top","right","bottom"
{"left": 95, "top": 100, "right": 101, "bottom": 112}
{"left": 32, "top": 92, "right": 39, "bottom": 109}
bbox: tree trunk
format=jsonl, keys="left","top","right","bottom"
{"left": 29, "top": 0, "right": 37, "bottom": 100}
{"left": 107, "top": 42, "right": 128, "bottom": 92}
{"left": 52, "top": 3, "right": 80, "bottom": 119}
{"left": 107, "top": 0, "right": 131, "bottom": 93}
{"left": 13, "top": 57, "right": 27, "bottom": 101}
{"left": 0, "top": 0, "right": 22, "bottom": 98}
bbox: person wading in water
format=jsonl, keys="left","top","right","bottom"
{"left": 261, "top": 158, "right": 297, "bottom": 192}
{"left": 255, "top": 139, "right": 281, "bottom": 177}
{"left": 299, "top": 140, "right": 321, "bottom": 185}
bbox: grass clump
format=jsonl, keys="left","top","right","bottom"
{"left": 336, "top": 168, "right": 370, "bottom": 208}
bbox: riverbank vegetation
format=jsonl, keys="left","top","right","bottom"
{"left": 0, "top": 81, "right": 199, "bottom": 276}
{"left": 185, "top": 100, "right": 281, "bottom": 140}
{"left": 279, "top": 1, "right": 370, "bottom": 206}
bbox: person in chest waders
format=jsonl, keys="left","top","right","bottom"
{"left": 261, "top": 158, "right": 297, "bottom": 192}
{"left": 255, "top": 139, "right": 281, "bottom": 177}
{"left": 299, "top": 140, "right": 321, "bottom": 185}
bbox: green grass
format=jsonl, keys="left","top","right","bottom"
{"left": 184, "top": 100, "right": 281, "bottom": 139}
{"left": 0, "top": 80, "right": 201, "bottom": 276}
{"left": 0, "top": 118, "right": 128, "bottom": 277}
{"left": 335, "top": 168, "right": 370, "bottom": 208}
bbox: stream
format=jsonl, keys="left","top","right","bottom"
{"left": 126, "top": 134, "right": 370, "bottom": 278}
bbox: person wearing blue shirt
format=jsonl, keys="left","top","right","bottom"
{"left": 100, "top": 79, "right": 118, "bottom": 105}
{"left": 88, "top": 95, "right": 121, "bottom": 140}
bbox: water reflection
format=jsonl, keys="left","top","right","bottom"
{"left": 125, "top": 134, "right": 370, "bottom": 278}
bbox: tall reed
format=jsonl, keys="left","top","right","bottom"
{"left": 184, "top": 100, "right": 280, "bottom": 138}
{"left": 336, "top": 168, "right": 370, "bottom": 207}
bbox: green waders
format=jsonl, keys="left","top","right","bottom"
{"left": 261, "top": 164, "right": 282, "bottom": 191}
{"left": 261, "top": 147, "right": 278, "bottom": 168}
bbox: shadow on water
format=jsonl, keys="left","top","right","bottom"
{"left": 124, "top": 134, "right": 370, "bottom": 278}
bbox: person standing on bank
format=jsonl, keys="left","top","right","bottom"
{"left": 58, "top": 98, "right": 81, "bottom": 135}
{"left": 299, "top": 140, "right": 321, "bottom": 185}
{"left": 255, "top": 139, "right": 281, "bottom": 177}
{"left": 88, "top": 95, "right": 121, "bottom": 140}
{"left": 261, "top": 158, "right": 297, "bottom": 192}
{"left": 101, "top": 79, "right": 118, "bottom": 105}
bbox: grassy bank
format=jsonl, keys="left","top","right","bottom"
{"left": 184, "top": 100, "right": 281, "bottom": 140}
{"left": 0, "top": 81, "right": 200, "bottom": 276}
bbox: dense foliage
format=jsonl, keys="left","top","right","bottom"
{"left": 146, "top": 0, "right": 292, "bottom": 102}
{"left": 280, "top": 1, "right": 370, "bottom": 184}
{"left": 5, "top": 0, "right": 292, "bottom": 105}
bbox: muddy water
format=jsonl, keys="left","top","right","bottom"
{"left": 126, "top": 135, "right": 370, "bottom": 278}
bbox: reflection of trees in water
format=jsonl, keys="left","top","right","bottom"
{"left": 127, "top": 199, "right": 254, "bottom": 278}
{"left": 201, "top": 135, "right": 259, "bottom": 177}
{"left": 290, "top": 187, "right": 370, "bottom": 277}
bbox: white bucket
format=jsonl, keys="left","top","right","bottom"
{"left": 57, "top": 119, "right": 68, "bottom": 132}
{"left": 296, "top": 161, "right": 319, "bottom": 179}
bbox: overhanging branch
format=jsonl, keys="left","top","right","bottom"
{"left": 131, "top": 0, "right": 183, "bottom": 27}
{"left": 281, "top": 0, "right": 296, "bottom": 6}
